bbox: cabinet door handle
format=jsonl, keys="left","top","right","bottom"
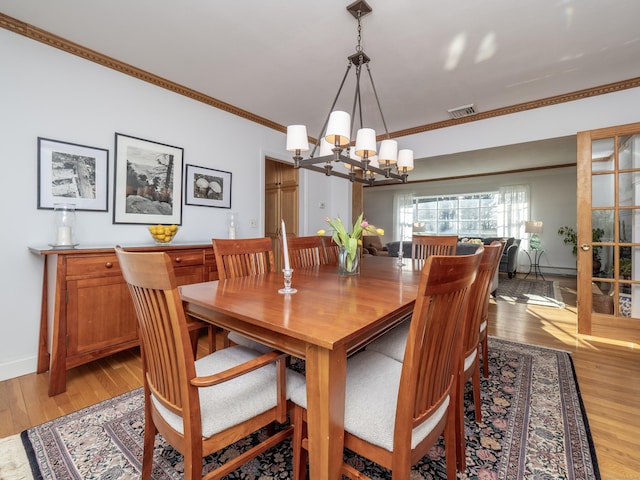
{"left": 175, "top": 257, "right": 182, "bottom": 263}
{"left": 105, "top": 262, "right": 113, "bottom": 268}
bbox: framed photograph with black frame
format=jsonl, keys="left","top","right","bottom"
{"left": 113, "top": 133, "right": 183, "bottom": 225}
{"left": 37, "top": 137, "right": 109, "bottom": 211}
{"left": 185, "top": 164, "right": 232, "bottom": 209}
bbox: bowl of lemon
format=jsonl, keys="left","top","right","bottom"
{"left": 148, "top": 224, "right": 179, "bottom": 244}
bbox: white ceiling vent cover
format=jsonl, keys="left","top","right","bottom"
{"left": 447, "top": 104, "right": 476, "bottom": 119}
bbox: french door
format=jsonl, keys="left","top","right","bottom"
{"left": 577, "top": 121, "right": 640, "bottom": 342}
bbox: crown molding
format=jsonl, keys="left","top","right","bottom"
{"left": 0, "top": 12, "right": 286, "bottom": 133}
{"left": 387, "top": 78, "right": 640, "bottom": 139}
{"left": 2, "top": 12, "right": 639, "bottom": 138}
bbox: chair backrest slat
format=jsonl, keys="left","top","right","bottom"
{"left": 411, "top": 235, "right": 458, "bottom": 260}
{"left": 213, "top": 238, "right": 275, "bottom": 279}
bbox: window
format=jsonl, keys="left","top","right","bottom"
{"left": 413, "top": 193, "right": 499, "bottom": 237}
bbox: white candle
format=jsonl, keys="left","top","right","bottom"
{"left": 57, "top": 226, "right": 72, "bottom": 245}
{"left": 281, "top": 219, "right": 290, "bottom": 270}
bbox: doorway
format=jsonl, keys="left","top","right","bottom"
{"left": 264, "top": 158, "right": 298, "bottom": 269}
{"left": 577, "top": 121, "right": 640, "bottom": 343}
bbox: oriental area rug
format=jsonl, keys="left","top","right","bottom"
{"left": 495, "top": 275, "right": 566, "bottom": 308}
{"left": 1, "top": 338, "right": 599, "bottom": 480}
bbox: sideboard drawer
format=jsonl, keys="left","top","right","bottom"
{"left": 66, "top": 254, "right": 121, "bottom": 277}
{"left": 164, "top": 249, "right": 203, "bottom": 268}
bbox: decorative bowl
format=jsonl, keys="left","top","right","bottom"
{"left": 148, "top": 224, "right": 179, "bottom": 244}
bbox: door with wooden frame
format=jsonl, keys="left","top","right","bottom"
{"left": 265, "top": 158, "right": 298, "bottom": 269}
{"left": 577, "top": 121, "right": 640, "bottom": 343}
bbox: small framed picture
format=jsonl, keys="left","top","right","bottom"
{"left": 37, "top": 137, "right": 109, "bottom": 211}
{"left": 185, "top": 164, "right": 232, "bottom": 209}
{"left": 113, "top": 133, "right": 183, "bottom": 224}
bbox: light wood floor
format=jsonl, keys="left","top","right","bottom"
{"left": 1, "top": 275, "right": 639, "bottom": 479}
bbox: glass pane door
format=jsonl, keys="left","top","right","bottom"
{"left": 577, "top": 123, "right": 640, "bottom": 339}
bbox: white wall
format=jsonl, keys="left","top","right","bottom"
{"left": 0, "top": 29, "right": 350, "bottom": 381}
{"left": 2, "top": 24, "right": 640, "bottom": 382}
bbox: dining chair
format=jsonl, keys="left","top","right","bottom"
{"left": 212, "top": 237, "right": 276, "bottom": 353}
{"left": 411, "top": 234, "right": 458, "bottom": 260}
{"left": 480, "top": 240, "right": 506, "bottom": 378}
{"left": 454, "top": 243, "right": 502, "bottom": 470}
{"left": 284, "top": 235, "right": 327, "bottom": 268}
{"left": 114, "top": 246, "right": 305, "bottom": 480}
{"left": 290, "top": 250, "right": 483, "bottom": 480}
{"left": 321, "top": 236, "right": 341, "bottom": 265}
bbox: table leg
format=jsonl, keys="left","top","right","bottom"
{"left": 304, "top": 343, "right": 347, "bottom": 480}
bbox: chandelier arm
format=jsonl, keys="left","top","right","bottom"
{"left": 365, "top": 63, "right": 391, "bottom": 139}
{"left": 309, "top": 63, "right": 354, "bottom": 158}
{"left": 352, "top": 64, "right": 364, "bottom": 138}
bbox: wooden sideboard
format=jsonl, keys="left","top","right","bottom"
{"left": 29, "top": 243, "right": 218, "bottom": 396}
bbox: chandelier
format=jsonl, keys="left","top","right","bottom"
{"left": 285, "top": 0, "right": 413, "bottom": 186}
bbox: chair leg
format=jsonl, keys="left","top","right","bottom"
{"left": 142, "top": 412, "right": 157, "bottom": 480}
{"left": 292, "top": 405, "right": 308, "bottom": 480}
{"left": 481, "top": 334, "right": 489, "bottom": 378}
{"left": 455, "top": 373, "right": 467, "bottom": 472}
{"left": 445, "top": 411, "right": 459, "bottom": 480}
{"left": 472, "top": 360, "right": 482, "bottom": 423}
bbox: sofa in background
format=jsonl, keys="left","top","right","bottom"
{"left": 387, "top": 236, "right": 521, "bottom": 278}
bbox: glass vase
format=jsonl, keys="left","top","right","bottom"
{"left": 338, "top": 246, "right": 360, "bottom": 276}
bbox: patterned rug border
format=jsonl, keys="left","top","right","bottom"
{"left": 5, "top": 338, "right": 600, "bottom": 480}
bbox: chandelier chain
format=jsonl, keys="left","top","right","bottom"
{"left": 356, "top": 10, "right": 363, "bottom": 53}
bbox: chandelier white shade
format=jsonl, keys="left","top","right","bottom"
{"left": 325, "top": 111, "right": 352, "bottom": 148}
{"left": 378, "top": 139, "right": 398, "bottom": 164}
{"left": 285, "top": 0, "right": 413, "bottom": 186}
{"left": 286, "top": 125, "right": 309, "bottom": 152}
{"left": 397, "top": 149, "right": 414, "bottom": 171}
{"left": 354, "top": 128, "right": 377, "bottom": 158}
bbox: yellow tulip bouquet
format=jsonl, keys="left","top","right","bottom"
{"left": 318, "top": 213, "right": 384, "bottom": 272}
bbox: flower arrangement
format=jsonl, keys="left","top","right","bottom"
{"left": 317, "top": 213, "right": 384, "bottom": 273}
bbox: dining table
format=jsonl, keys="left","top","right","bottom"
{"left": 179, "top": 255, "right": 424, "bottom": 480}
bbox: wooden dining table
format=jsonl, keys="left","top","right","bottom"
{"left": 180, "top": 255, "right": 424, "bottom": 480}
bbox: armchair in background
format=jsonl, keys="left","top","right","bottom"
{"left": 362, "top": 235, "right": 389, "bottom": 256}
{"left": 501, "top": 238, "right": 521, "bottom": 278}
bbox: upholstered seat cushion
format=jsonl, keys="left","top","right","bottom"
{"left": 289, "top": 350, "right": 449, "bottom": 452}
{"left": 228, "top": 331, "right": 274, "bottom": 353}
{"left": 152, "top": 345, "right": 305, "bottom": 438}
{"left": 366, "top": 317, "right": 410, "bottom": 361}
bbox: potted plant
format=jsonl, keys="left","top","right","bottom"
{"left": 557, "top": 226, "right": 605, "bottom": 275}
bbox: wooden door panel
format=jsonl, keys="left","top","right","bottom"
{"left": 67, "top": 278, "right": 137, "bottom": 356}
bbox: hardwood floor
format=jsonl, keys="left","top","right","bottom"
{"left": 1, "top": 274, "right": 639, "bottom": 479}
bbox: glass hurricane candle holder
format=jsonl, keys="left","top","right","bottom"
{"left": 53, "top": 203, "right": 77, "bottom": 247}
{"left": 278, "top": 268, "right": 297, "bottom": 294}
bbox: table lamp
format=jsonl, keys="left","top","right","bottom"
{"left": 525, "top": 220, "right": 544, "bottom": 249}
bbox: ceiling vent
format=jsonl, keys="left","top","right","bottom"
{"left": 447, "top": 104, "right": 476, "bottom": 119}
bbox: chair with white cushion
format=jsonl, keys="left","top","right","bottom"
{"left": 480, "top": 240, "right": 506, "bottom": 377}
{"left": 411, "top": 234, "right": 458, "bottom": 260}
{"left": 290, "top": 251, "right": 482, "bottom": 480}
{"left": 212, "top": 237, "right": 275, "bottom": 353}
{"left": 284, "top": 235, "right": 327, "bottom": 268}
{"left": 115, "top": 246, "right": 305, "bottom": 480}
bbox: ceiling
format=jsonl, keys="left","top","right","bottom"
{"left": 1, "top": 0, "right": 639, "bottom": 171}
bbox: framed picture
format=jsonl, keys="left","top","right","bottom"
{"left": 185, "top": 164, "right": 232, "bottom": 209}
{"left": 113, "top": 133, "right": 183, "bottom": 224}
{"left": 37, "top": 137, "right": 109, "bottom": 211}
